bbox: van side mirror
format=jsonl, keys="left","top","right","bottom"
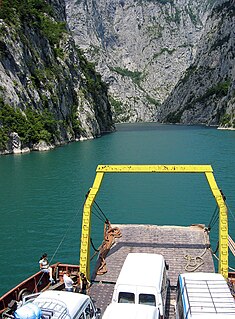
{"left": 165, "top": 262, "right": 169, "bottom": 271}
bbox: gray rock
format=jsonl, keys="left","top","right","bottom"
{"left": 65, "top": 0, "right": 212, "bottom": 122}
{"left": 33, "top": 141, "right": 55, "bottom": 152}
{"left": 0, "top": 0, "right": 114, "bottom": 154}
{"left": 158, "top": 0, "right": 235, "bottom": 127}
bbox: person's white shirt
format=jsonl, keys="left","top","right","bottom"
{"left": 63, "top": 273, "right": 74, "bottom": 289}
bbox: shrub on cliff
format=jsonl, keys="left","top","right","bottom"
{"left": 0, "top": 0, "right": 66, "bottom": 46}
{"left": 0, "top": 99, "right": 59, "bottom": 149}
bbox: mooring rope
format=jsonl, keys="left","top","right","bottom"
{"left": 184, "top": 227, "right": 210, "bottom": 272}
{"left": 94, "top": 200, "right": 109, "bottom": 222}
{"left": 228, "top": 235, "right": 235, "bottom": 257}
{"left": 92, "top": 207, "right": 106, "bottom": 222}
{"left": 50, "top": 203, "right": 83, "bottom": 264}
{"left": 184, "top": 248, "right": 207, "bottom": 272}
{"left": 211, "top": 252, "right": 235, "bottom": 272}
{"left": 32, "top": 201, "right": 84, "bottom": 293}
{"left": 207, "top": 206, "right": 219, "bottom": 231}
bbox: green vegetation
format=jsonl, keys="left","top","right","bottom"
{"left": 165, "top": 80, "right": 231, "bottom": 126}
{"left": 40, "top": 18, "right": 66, "bottom": 46}
{"left": 77, "top": 49, "right": 108, "bottom": 96}
{"left": 165, "top": 110, "right": 183, "bottom": 123}
{"left": 0, "top": 127, "right": 8, "bottom": 150}
{"left": 219, "top": 112, "right": 235, "bottom": 129}
{"left": 220, "top": 113, "right": 231, "bottom": 126}
{"left": 180, "top": 65, "right": 197, "bottom": 84}
{"left": 29, "top": 63, "right": 62, "bottom": 91}
{"left": 213, "top": 0, "right": 235, "bottom": 16}
{"left": 208, "top": 81, "right": 231, "bottom": 97}
{"left": 147, "top": 23, "right": 163, "bottom": 39}
{"left": 0, "top": 40, "right": 8, "bottom": 59}
{"left": 179, "top": 43, "right": 193, "bottom": 48}
{"left": 195, "top": 80, "right": 231, "bottom": 103}
{"left": 110, "top": 66, "right": 143, "bottom": 86}
{"left": 89, "top": 45, "right": 100, "bottom": 57}
{"left": 211, "top": 35, "right": 230, "bottom": 51}
{"left": 0, "top": 98, "right": 59, "bottom": 149}
{"left": 69, "top": 105, "right": 83, "bottom": 137}
{"left": 76, "top": 48, "right": 112, "bottom": 127}
{"left": 156, "top": 0, "right": 174, "bottom": 4}
{"left": 165, "top": 7, "right": 181, "bottom": 24}
{"left": 153, "top": 47, "right": 176, "bottom": 59}
{"left": 109, "top": 96, "right": 123, "bottom": 116}
{"left": 146, "top": 95, "right": 160, "bottom": 106}
{"left": 0, "top": 0, "right": 52, "bottom": 24}
{"left": 0, "top": 0, "right": 67, "bottom": 47}
{"left": 185, "top": 6, "right": 198, "bottom": 26}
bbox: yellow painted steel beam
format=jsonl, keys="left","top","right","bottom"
{"left": 96, "top": 164, "right": 213, "bottom": 173}
{"left": 79, "top": 171, "right": 104, "bottom": 278}
{"left": 205, "top": 172, "right": 228, "bottom": 278}
{"left": 79, "top": 164, "right": 228, "bottom": 279}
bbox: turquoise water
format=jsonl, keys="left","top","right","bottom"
{"left": 0, "top": 123, "right": 235, "bottom": 295}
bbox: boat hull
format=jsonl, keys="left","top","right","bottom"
{"left": 0, "top": 263, "right": 80, "bottom": 316}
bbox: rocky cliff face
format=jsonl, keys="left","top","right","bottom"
{"left": 1, "top": 0, "right": 232, "bottom": 155}
{"left": 0, "top": 0, "right": 114, "bottom": 154}
{"left": 66, "top": 0, "right": 213, "bottom": 122}
{"left": 158, "top": 0, "right": 235, "bottom": 127}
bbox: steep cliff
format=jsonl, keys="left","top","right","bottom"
{"left": 66, "top": 0, "right": 213, "bottom": 122}
{"left": 0, "top": 0, "right": 114, "bottom": 154}
{"left": 158, "top": 0, "right": 235, "bottom": 127}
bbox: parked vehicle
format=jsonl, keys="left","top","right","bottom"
{"left": 176, "top": 272, "right": 235, "bottom": 319}
{"left": 3, "top": 290, "right": 101, "bottom": 319}
{"left": 102, "top": 303, "right": 160, "bottom": 319}
{"left": 111, "top": 253, "right": 169, "bottom": 318}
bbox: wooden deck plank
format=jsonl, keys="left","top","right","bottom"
{"left": 89, "top": 224, "right": 215, "bottom": 318}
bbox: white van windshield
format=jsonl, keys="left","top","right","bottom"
{"left": 139, "top": 294, "right": 156, "bottom": 306}
{"left": 118, "top": 292, "right": 135, "bottom": 303}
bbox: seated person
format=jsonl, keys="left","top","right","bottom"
{"left": 39, "top": 253, "right": 55, "bottom": 284}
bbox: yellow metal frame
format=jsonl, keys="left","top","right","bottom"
{"left": 79, "top": 165, "right": 228, "bottom": 278}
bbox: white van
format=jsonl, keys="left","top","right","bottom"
{"left": 18, "top": 290, "right": 101, "bottom": 319}
{"left": 111, "top": 253, "right": 169, "bottom": 318}
{"left": 102, "top": 303, "right": 160, "bottom": 319}
{"left": 176, "top": 272, "right": 235, "bottom": 319}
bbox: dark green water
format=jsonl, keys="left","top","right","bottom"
{"left": 1, "top": 123, "right": 235, "bottom": 296}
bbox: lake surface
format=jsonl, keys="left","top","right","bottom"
{"left": 0, "top": 123, "right": 235, "bottom": 296}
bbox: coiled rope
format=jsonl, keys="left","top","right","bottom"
{"left": 184, "top": 248, "right": 207, "bottom": 272}
{"left": 184, "top": 226, "right": 209, "bottom": 272}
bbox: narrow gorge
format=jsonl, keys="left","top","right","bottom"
{"left": 66, "top": 0, "right": 234, "bottom": 126}
{"left": 0, "top": 0, "right": 234, "bottom": 154}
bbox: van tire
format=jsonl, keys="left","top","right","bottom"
{"left": 18, "top": 288, "right": 31, "bottom": 301}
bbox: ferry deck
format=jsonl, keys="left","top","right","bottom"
{"left": 89, "top": 224, "right": 215, "bottom": 318}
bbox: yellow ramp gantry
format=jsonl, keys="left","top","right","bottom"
{"left": 79, "top": 165, "right": 228, "bottom": 279}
